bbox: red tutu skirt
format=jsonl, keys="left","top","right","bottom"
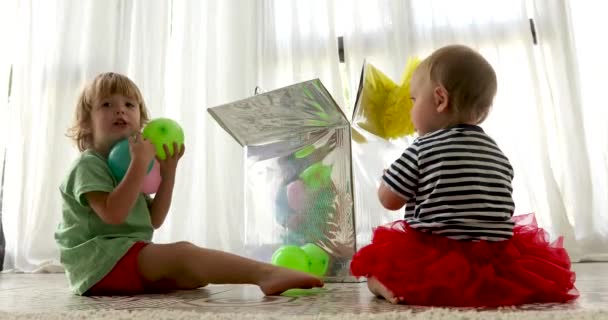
{"left": 350, "top": 213, "right": 579, "bottom": 307}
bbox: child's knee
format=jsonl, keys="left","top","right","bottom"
{"left": 173, "top": 241, "right": 196, "bottom": 252}
{"left": 170, "top": 241, "right": 198, "bottom": 263}
{"left": 175, "top": 241, "right": 195, "bottom": 248}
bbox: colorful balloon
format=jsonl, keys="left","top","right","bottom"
{"left": 107, "top": 139, "right": 153, "bottom": 182}
{"left": 142, "top": 118, "right": 185, "bottom": 160}
{"left": 299, "top": 162, "right": 332, "bottom": 190}
{"left": 286, "top": 180, "right": 312, "bottom": 212}
{"left": 300, "top": 243, "right": 329, "bottom": 277}
{"left": 271, "top": 245, "right": 310, "bottom": 273}
{"left": 141, "top": 160, "right": 162, "bottom": 194}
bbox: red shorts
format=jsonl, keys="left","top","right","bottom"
{"left": 86, "top": 242, "right": 150, "bottom": 296}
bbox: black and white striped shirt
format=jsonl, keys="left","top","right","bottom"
{"left": 383, "top": 124, "right": 515, "bottom": 241}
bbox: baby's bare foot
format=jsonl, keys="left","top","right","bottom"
{"left": 368, "top": 276, "right": 401, "bottom": 304}
{"left": 258, "top": 266, "right": 324, "bottom": 296}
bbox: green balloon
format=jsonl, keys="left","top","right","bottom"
{"left": 300, "top": 243, "right": 329, "bottom": 277}
{"left": 271, "top": 245, "right": 310, "bottom": 273}
{"left": 294, "top": 145, "right": 316, "bottom": 159}
{"left": 299, "top": 162, "right": 332, "bottom": 190}
{"left": 142, "top": 118, "right": 185, "bottom": 160}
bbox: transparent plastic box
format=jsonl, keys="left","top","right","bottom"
{"left": 208, "top": 80, "right": 356, "bottom": 281}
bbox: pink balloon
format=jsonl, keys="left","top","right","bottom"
{"left": 287, "top": 180, "right": 310, "bottom": 212}
{"left": 142, "top": 160, "right": 162, "bottom": 194}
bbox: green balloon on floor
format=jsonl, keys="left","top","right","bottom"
{"left": 271, "top": 245, "right": 310, "bottom": 273}
{"left": 301, "top": 243, "right": 329, "bottom": 277}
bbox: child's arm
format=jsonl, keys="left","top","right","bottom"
{"left": 148, "top": 175, "right": 175, "bottom": 229}
{"left": 86, "top": 135, "right": 156, "bottom": 225}
{"left": 148, "top": 143, "right": 185, "bottom": 229}
{"left": 378, "top": 182, "right": 408, "bottom": 210}
{"left": 379, "top": 143, "right": 419, "bottom": 211}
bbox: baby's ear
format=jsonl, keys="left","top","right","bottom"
{"left": 434, "top": 85, "right": 449, "bottom": 113}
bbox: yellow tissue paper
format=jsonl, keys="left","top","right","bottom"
{"left": 353, "top": 57, "right": 420, "bottom": 140}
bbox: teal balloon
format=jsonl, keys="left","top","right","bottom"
{"left": 271, "top": 245, "right": 310, "bottom": 273}
{"left": 301, "top": 243, "right": 329, "bottom": 277}
{"left": 142, "top": 118, "right": 185, "bottom": 160}
{"left": 107, "top": 139, "right": 153, "bottom": 182}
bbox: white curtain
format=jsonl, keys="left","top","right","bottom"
{"left": 0, "top": 0, "right": 18, "bottom": 268}
{"left": 342, "top": 0, "right": 608, "bottom": 261}
{"left": 152, "top": 0, "right": 262, "bottom": 248}
{"left": 0, "top": 0, "right": 17, "bottom": 191}
{"left": 2, "top": 0, "right": 607, "bottom": 272}
{"left": 544, "top": 0, "right": 608, "bottom": 260}
{"left": 1, "top": 0, "right": 345, "bottom": 271}
{"left": 2, "top": 0, "right": 172, "bottom": 271}
{"left": 256, "top": 0, "right": 344, "bottom": 106}
{"left": 342, "top": 0, "right": 547, "bottom": 245}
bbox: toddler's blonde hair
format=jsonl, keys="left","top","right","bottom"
{"left": 67, "top": 72, "right": 150, "bottom": 151}
{"left": 417, "top": 44, "right": 497, "bottom": 124}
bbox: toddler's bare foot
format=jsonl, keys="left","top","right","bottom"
{"left": 258, "top": 265, "right": 324, "bottom": 296}
{"left": 368, "top": 276, "right": 401, "bottom": 304}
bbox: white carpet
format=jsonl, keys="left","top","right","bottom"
{"left": 1, "top": 309, "right": 608, "bottom": 320}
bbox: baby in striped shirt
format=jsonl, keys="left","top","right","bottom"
{"left": 350, "top": 44, "right": 578, "bottom": 307}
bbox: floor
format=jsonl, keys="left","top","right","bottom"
{"left": 0, "top": 263, "right": 607, "bottom": 316}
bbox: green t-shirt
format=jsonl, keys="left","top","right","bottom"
{"left": 55, "top": 149, "right": 154, "bottom": 295}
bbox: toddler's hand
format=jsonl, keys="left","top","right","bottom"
{"left": 158, "top": 142, "right": 185, "bottom": 180}
{"left": 129, "top": 133, "right": 156, "bottom": 166}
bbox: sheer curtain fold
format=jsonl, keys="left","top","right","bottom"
{"left": 343, "top": 0, "right": 546, "bottom": 246}
{"left": 1, "top": 0, "right": 345, "bottom": 271}
{"left": 2, "top": 0, "right": 607, "bottom": 272}
{"left": 2, "top": 0, "right": 172, "bottom": 271}
{"left": 157, "top": 0, "right": 261, "bottom": 246}
{"left": 553, "top": 0, "right": 608, "bottom": 259}
{"left": 0, "top": 0, "right": 18, "bottom": 185}
{"left": 342, "top": 0, "right": 608, "bottom": 260}
{"left": 257, "top": 0, "right": 344, "bottom": 107}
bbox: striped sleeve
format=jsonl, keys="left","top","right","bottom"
{"left": 382, "top": 143, "right": 420, "bottom": 200}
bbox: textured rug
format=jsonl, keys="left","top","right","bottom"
{"left": 2, "top": 265, "right": 608, "bottom": 320}
{"left": 2, "top": 308, "right": 608, "bottom": 320}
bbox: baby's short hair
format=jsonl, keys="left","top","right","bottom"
{"left": 418, "top": 45, "right": 497, "bottom": 124}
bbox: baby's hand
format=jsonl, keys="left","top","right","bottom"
{"left": 158, "top": 142, "right": 185, "bottom": 180}
{"left": 129, "top": 133, "right": 156, "bottom": 166}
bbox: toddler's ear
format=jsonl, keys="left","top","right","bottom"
{"left": 434, "top": 85, "right": 449, "bottom": 113}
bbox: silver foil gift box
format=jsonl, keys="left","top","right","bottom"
{"left": 207, "top": 80, "right": 356, "bottom": 282}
